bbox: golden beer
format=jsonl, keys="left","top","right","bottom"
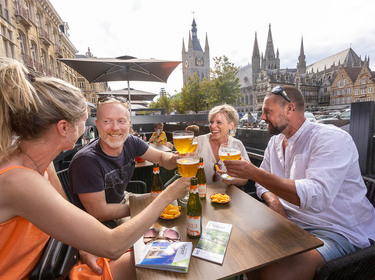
{"left": 173, "top": 135, "right": 194, "bottom": 154}
{"left": 188, "top": 142, "right": 198, "bottom": 153}
{"left": 219, "top": 151, "right": 241, "bottom": 161}
{"left": 177, "top": 157, "right": 199, "bottom": 177}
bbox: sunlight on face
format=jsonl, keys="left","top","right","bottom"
{"left": 96, "top": 103, "right": 130, "bottom": 149}
{"left": 209, "top": 112, "right": 233, "bottom": 141}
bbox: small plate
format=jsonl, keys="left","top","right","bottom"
{"left": 221, "top": 174, "right": 235, "bottom": 181}
{"left": 159, "top": 211, "right": 182, "bottom": 220}
{"left": 210, "top": 193, "right": 231, "bottom": 204}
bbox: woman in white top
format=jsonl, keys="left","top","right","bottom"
{"left": 196, "top": 104, "right": 249, "bottom": 185}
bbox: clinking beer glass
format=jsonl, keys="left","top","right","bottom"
{"left": 218, "top": 143, "right": 241, "bottom": 180}
{"left": 173, "top": 130, "right": 198, "bottom": 204}
{"left": 176, "top": 154, "right": 199, "bottom": 204}
{"left": 172, "top": 130, "right": 194, "bottom": 155}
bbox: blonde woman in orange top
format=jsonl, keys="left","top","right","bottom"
{"left": 0, "top": 58, "right": 190, "bottom": 280}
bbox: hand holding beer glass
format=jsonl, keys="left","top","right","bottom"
{"left": 218, "top": 143, "right": 241, "bottom": 181}
{"left": 172, "top": 130, "right": 198, "bottom": 204}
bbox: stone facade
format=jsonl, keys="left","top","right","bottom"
{"left": 236, "top": 24, "right": 374, "bottom": 113}
{"left": 182, "top": 18, "right": 210, "bottom": 85}
{"left": 0, "top": 0, "right": 108, "bottom": 104}
{"left": 1, "top": 0, "right": 78, "bottom": 84}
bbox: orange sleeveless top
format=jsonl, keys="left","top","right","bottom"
{"left": 0, "top": 166, "right": 50, "bottom": 280}
{"left": 0, "top": 166, "right": 114, "bottom": 280}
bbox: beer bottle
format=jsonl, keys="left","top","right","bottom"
{"left": 186, "top": 177, "right": 202, "bottom": 238}
{"left": 196, "top": 157, "right": 206, "bottom": 199}
{"left": 150, "top": 163, "right": 163, "bottom": 199}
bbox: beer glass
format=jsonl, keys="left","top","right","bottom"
{"left": 218, "top": 143, "right": 240, "bottom": 180}
{"left": 218, "top": 143, "right": 241, "bottom": 161}
{"left": 188, "top": 137, "right": 198, "bottom": 154}
{"left": 172, "top": 130, "right": 194, "bottom": 155}
{"left": 176, "top": 154, "right": 199, "bottom": 204}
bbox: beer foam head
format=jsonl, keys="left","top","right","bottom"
{"left": 177, "top": 157, "right": 199, "bottom": 165}
{"left": 173, "top": 135, "right": 194, "bottom": 140}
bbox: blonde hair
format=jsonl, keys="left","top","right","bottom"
{"left": 96, "top": 98, "right": 129, "bottom": 120}
{"left": 0, "top": 58, "right": 87, "bottom": 159}
{"left": 208, "top": 104, "right": 239, "bottom": 135}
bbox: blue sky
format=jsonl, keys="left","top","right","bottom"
{"left": 50, "top": 0, "right": 375, "bottom": 97}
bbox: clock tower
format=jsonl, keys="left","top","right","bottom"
{"left": 182, "top": 18, "right": 210, "bottom": 86}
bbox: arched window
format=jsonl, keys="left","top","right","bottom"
{"left": 30, "top": 41, "right": 38, "bottom": 63}
{"left": 18, "top": 31, "right": 27, "bottom": 55}
{"left": 41, "top": 49, "right": 47, "bottom": 71}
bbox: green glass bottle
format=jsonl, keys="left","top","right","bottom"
{"left": 196, "top": 157, "right": 207, "bottom": 200}
{"left": 150, "top": 162, "right": 163, "bottom": 200}
{"left": 186, "top": 177, "right": 202, "bottom": 238}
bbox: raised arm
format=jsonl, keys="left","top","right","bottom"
{"left": 3, "top": 168, "right": 190, "bottom": 260}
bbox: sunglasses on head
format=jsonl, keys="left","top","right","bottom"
{"left": 271, "top": 86, "right": 291, "bottom": 103}
{"left": 98, "top": 95, "right": 127, "bottom": 104}
{"left": 212, "top": 162, "right": 222, "bottom": 182}
{"left": 143, "top": 228, "right": 180, "bottom": 244}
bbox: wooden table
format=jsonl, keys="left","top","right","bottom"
{"left": 129, "top": 183, "right": 323, "bottom": 279}
{"left": 149, "top": 142, "right": 172, "bottom": 152}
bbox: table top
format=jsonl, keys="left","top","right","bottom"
{"left": 129, "top": 183, "right": 323, "bottom": 280}
{"left": 135, "top": 159, "right": 153, "bottom": 168}
{"left": 148, "top": 142, "right": 172, "bottom": 152}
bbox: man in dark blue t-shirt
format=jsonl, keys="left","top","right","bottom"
{"left": 69, "top": 96, "right": 176, "bottom": 225}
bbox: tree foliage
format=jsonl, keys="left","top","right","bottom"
{"left": 148, "top": 56, "right": 241, "bottom": 113}
{"left": 148, "top": 92, "right": 173, "bottom": 114}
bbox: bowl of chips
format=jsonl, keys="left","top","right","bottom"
{"left": 160, "top": 204, "right": 182, "bottom": 220}
{"left": 210, "top": 193, "right": 231, "bottom": 204}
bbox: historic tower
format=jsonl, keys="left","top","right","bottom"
{"left": 251, "top": 32, "right": 261, "bottom": 86}
{"left": 262, "top": 24, "right": 280, "bottom": 71}
{"left": 297, "top": 36, "right": 307, "bottom": 74}
{"left": 182, "top": 18, "right": 210, "bottom": 85}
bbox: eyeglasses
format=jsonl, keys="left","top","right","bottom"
{"left": 143, "top": 228, "right": 180, "bottom": 244}
{"left": 271, "top": 86, "right": 291, "bottom": 103}
{"left": 97, "top": 95, "right": 127, "bottom": 104}
{"left": 212, "top": 162, "right": 222, "bottom": 182}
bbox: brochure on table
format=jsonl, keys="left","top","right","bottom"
{"left": 192, "top": 220, "right": 232, "bottom": 264}
{"left": 136, "top": 241, "right": 192, "bottom": 273}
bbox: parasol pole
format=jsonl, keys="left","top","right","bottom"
{"left": 127, "top": 80, "right": 132, "bottom": 114}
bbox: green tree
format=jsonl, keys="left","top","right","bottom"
{"left": 148, "top": 92, "right": 173, "bottom": 114}
{"left": 179, "top": 56, "right": 241, "bottom": 111}
{"left": 170, "top": 93, "right": 185, "bottom": 114}
{"left": 180, "top": 73, "right": 207, "bottom": 113}
{"left": 206, "top": 56, "right": 241, "bottom": 107}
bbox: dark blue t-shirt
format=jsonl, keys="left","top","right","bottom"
{"left": 68, "top": 135, "right": 148, "bottom": 209}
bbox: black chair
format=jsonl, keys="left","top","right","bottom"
{"left": 314, "top": 175, "right": 375, "bottom": 280}
{"left": 127, "top": 180, "right": 148, "bottom": 194}
{"left": 56, "top": 168, "right": 74, "bottom": 202}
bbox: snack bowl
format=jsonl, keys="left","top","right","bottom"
{"left": 159, "top": 211, "right": 181, "bottom": 220}
{"left": 210, "top": 193, "right": 231, "bottom": 204}
{"left": 159, "top": 204, "right": 182, "bottom": 220}
{"left": 221, "top": 173, "right": 235, "bottom": 181}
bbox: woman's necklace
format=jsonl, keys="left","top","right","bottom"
{"left": 19, "top": 147, "right": 42, "bottom": 174}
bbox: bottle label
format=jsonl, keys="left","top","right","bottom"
{"left": 153, "top": 167, "right": 160, "bottom": 174}
{"left": 190, "top": 184, "right": 198, "bottom": 194}
{"left": 198, "top": 183, "right": 206, "bottom": 198}
{"left": 186, "top": 215, "right": 201, "bottom": 236}
{"left": 199, "top": 162, "right": 204, "bottom": 168}
{"left": 151, "top": 190, "right": 162, "bottom": 199}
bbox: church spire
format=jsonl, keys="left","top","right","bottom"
{"left": 263, "top": 24, "right": 280, "bottom": 70}
{"left": 252, "top": 32, "right": 261, "bottom": 85}
{"left": 297, "top": 36, "right": 306, "bottom": 74}
{"left": 265, "top": 23, "right": 275, "bottom": 60}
